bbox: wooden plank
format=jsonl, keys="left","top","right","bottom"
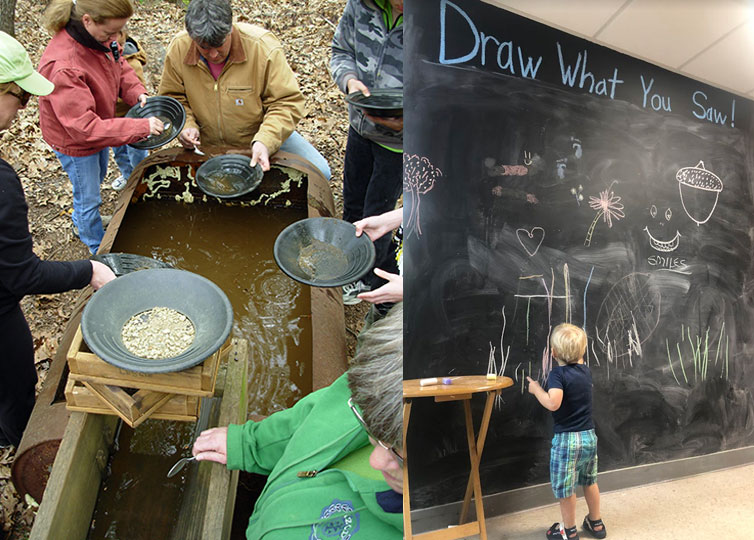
{"left": 66, "top": 380, "right": 199, "bottom": 419}
{"left": 410, "top": 522, "right": 481, "bottom": 540}
{"left": 130, "top": 390, "right": 175, "bottom": 428}
{"left": 66, "top": 326, "right": 85, "bottom": 373}
{"left": 83, "top": 382, "right": 138, "bottom": 425}
{"left": 201, "top": 338, "right": 249, "bottom": 540}
{"left": 28, "top": 412, "right": 119, "bottom": 540}
{"left": 201, "top": 340, "right": 230, "bottom": 392}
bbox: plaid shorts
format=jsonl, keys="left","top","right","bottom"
{"left": 550, "top": 429, "right": 598, "bottom": 499}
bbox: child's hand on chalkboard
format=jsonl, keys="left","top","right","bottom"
{"left": 347, "top": 78, "right": 370, "bottom": 96}
{"left": 526, "top": 376, "right": 541, "bottom": 395}
{"left": 358, "top": 268, "right": 403, "bottom": 304}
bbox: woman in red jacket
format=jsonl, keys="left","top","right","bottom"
{"left": 38, "top": 0, "right": 164, "bottom": 254}
{"left": 0, "top": 31, "right": 116, "bottom": 448}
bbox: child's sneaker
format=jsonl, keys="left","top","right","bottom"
{"left": 111, "top": 175, "right": 127, "bottom": 191}
{"left": 546, "top": 522, "right": 579, "bottom": 540}
{"left": 342, "top": 280, "right": 370, "bottom": 305}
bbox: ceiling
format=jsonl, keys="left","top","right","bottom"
{"left": 485, "top": 0, "right": 754, "bottom": 99}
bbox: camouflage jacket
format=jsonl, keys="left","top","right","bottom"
{"left": 330, "top": 0, "right": 403, "bottom": 150}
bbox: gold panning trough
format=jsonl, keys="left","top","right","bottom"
{"left": 14, "top": 147, "right": 347, "bottom": 539}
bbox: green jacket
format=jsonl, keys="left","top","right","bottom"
{"left": 226, "top": 374, "right": 403, "bottom": 539}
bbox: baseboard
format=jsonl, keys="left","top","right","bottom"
{"left": 410, "top": 445, "right": 754, "bottom": 534}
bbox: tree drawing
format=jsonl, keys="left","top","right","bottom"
{"left": 403, "top": 154, "right": 442, "bottom": 238}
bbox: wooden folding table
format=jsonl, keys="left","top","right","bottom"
{"left": 403, "top": 375, "right": 513, "bottom": 540}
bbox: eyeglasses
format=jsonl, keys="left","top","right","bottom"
{"left": 4, "top": 83, "right": 31, "bottom": 107}
{"left": 348, "top": 397, "right": 403, "bottom": 466}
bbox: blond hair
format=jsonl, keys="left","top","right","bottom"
{"left": 43, "top": 0, "right": 134, "bottom": 34}
{"left": 550, "top": 323, "right": 587, "bottom": 364}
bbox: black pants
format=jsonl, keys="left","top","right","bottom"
{"left": 342, "top": 127, "right": 402, "bottom": 290}
{"left": 0, "top": 304, "right": 37, "bottom": 447}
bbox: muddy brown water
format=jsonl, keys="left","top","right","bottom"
{"left": 87, "top": 199, "right": 312, "bottom": 539}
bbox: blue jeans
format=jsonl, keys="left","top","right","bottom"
{"left": 112, "top": 145, "right": 148, "bottom": 180}
{"left": 54, "top": 149, "right": 109, "bottom": 254}
{"left": 342, "top": 127, "right": 402, "bottom": 290}
{"left": 279, "top": 131, "right": 331, "bottom": 180}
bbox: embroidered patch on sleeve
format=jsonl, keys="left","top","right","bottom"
{"left": 310, "top": 499, "right": 361, "bottom": 539}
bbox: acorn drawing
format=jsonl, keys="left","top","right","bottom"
{"left": 676, "top": 161, "right": 723, "bottom": 226}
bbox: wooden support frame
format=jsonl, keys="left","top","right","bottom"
{"left": 66, "top": 326, "right": 227, "bottom": 397}
{"left": 64, "top": 379, "right": 200, "bottom": 422}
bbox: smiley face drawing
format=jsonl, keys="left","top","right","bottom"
{"left": 644, "top": 205, "right": 681, "bottom": 252}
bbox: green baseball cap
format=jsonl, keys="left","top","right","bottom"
{"left": 0, "top": 31, "right": 54, "bottom": 96}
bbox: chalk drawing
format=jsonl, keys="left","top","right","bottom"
{"left": 516, "top": 227, "right": 545, "bottom": 257}
{"left": 491, "top": 164, "right": 529, "bottom": 176}
{"left": 403, "top": 154, "right": 443, "bottom": 238}
{"left": 676, "top": 161, "right": 723, "bottom": 226}
{"left": 646, "top": 203, "right": 682, "bottom": 253}
{"left": 570, "top": 184, "right": 584, "bottom": 206}
{"left": 644, "top": 227, "right": 682, "bottom": 252}
{"left": 524, "top": 151, "right": 533, "bottom": 166}
{"left": 583, "top": 266, "right": 594, "bottom": 365}
{"left": 664, "top": 322, "right": 728, "bottom": 386}
{"left": 594, "top": 272, "right": 661, "bottom": 374}
{"left": 584, "top": 180, "right": 625, "bottom": 246}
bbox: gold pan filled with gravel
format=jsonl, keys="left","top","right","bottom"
{"left": 121, "top": 307, "right": 196, "bottom": 359}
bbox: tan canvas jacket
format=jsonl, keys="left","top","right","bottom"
{"left": 158, "top": 23, "right": 305, "bottom": 153}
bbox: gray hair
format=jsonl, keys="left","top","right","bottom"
{"left": 185, "top": 0, "right": 233, "bottom": 48}
{"left": 347, "top": 303, "right": 403, "bottom": 448}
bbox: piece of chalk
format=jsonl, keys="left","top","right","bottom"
{"left": 486, "top": 373, "right": 497, "bottom": 380}
{"left": 420, "top": 377, "right": 440, "bottom": 386}
{"left": 442, "top": 377, "right": 452, "bottom": 385}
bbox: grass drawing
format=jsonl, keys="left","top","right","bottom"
{"left": 665, "top": 325, "right": 728, "bottom": 386}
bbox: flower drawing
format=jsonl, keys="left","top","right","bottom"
{"left": 584, "top": 181, "right": 624, "bottom": 246}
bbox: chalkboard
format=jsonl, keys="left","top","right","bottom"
{"left": 404, "top": 0, "right": 754, "bottom": 510}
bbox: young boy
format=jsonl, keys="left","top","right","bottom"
{"left": 527, "top": 324, "right": 607, "bottom": 540}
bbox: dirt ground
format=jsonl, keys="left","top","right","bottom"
{"left": 0, "top": 0, "right": 372, "bottom": 536}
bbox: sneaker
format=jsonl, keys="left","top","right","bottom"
{"left": 72, "top": 215, "right": 111, "bottom": 238}
{"left": 342, "top": 280, "right": 370, "bottom": 305}
{"left": 111, "top": 175, "right": 127, "bottom": 191}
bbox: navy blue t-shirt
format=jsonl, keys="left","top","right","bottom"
{"left": 545, "top": 363, "right": 594, "bottom": 433}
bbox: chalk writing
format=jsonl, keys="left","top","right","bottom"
{"left": 692, "top": 91, "right": 736, "bottom": 127}
{"left": 640, "top": 76, "right": 672, "bottom": 112}
{"left": 557, "top": 42, "right": 624, "bottom": 98}
{"left": 439, "top": 0, "right": 543, "bottom": 78}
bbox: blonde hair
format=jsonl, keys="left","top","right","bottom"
{"left": 550, "top": 323, "right": 587, "bottom": 364}
{"left": 43, "top": 0, "right": 134, "bottom": 34}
